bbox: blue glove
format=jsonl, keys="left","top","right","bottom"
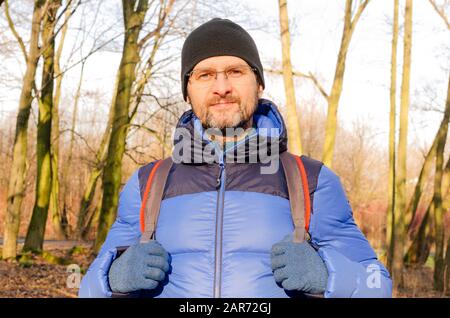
{"left": 108, "top": 240, "right": 171, "bottom": 293}
{"left": 271, "top": 234, "right": 328, "bottom": 295}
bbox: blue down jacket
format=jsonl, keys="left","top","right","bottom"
{"left": 79, "top": 99, "right": 392, "bottom": 298}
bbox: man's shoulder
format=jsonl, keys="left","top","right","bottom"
{"left": 298, "top": 155, "right": 344, "bottom": 190}
{"left": 137, "top": 160, "right": 158, "bottom": 182}
{"left": 299, "top": 155, "right": 324, "bottom": 194}
{"left": 136, "top": 160, "right": 160, "bottom": 199}
{"left": 299, "top": 155, "right": 323, "bottom": 174}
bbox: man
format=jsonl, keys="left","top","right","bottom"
{"left": 79, "top": 18, "right": 392, "bottom": 298}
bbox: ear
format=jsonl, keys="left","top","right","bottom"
{"left": 257, "top": 85, "right": 264, "bottom": 98}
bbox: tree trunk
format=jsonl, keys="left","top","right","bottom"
{"left": 322, "top": 0, "right": 370, "bottom": 167}
{"left": 2, "top": 0, "right": 44, "bottom": 259}
{"left": 405, "top": 116, "right": 447, "bottom": 229}
{"left": 403, "top": 77, "right": 450, "bottom": 262}
{"left": 94, "top": 0, "right": 150, "bottom": 252}
{"left": 386, "top": 0, "right": 399, "bottom": 271}
{"left": 405, "top": 130, "right": 439, "bottom": 223}
{"left": 76, "top": 72, "right": 119, "bottom": 239}
{"left": 278, "top": 0, "right": 302, "bottom": 155}
{"left": 425, "top": 0, "right": 450, "bottom": 295}
{"left": 50, "top": 2, "right": 72, "bottom": 240}
{"left": 445, "top": 234, "right": 450, "bottom": 295}
{"left": 433, "top": 75, "right": 450, "bottom": 291}
{"left": 58, "top": 61, "right": 85, "bottom": 239}
{"left": 391, "top": 0, "right": 412, "bottom": 290}
{"left": 23, "top": 0, "right": 62, "bottom": 253}
{"left": 80, "top": 0, "right": 174, "bottom": 240}
{"left": 404, "top": 207, "right": 432, "bottom": 265}
{"left": 77, "top": 168, "right": 103, "bottom": 240}
{"left": 405, "top": 155, "right": 450, "bottom": 265}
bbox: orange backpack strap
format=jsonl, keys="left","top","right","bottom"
{"left": 139, "top": 157, "right": 173, "bottom": 243}
{"left": 280, "top": 152, "right": 311, "bottom": 243}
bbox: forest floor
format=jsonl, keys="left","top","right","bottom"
{"left": 0, "top": 241, "right": 94, "bottom": 298}
{"left": 0, "top": 241, "right": 447, "bottom": 298}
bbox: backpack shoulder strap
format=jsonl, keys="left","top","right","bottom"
{"left": 139, "top": 157, "right": 173, "bottom": 243}
{"left": 138, "top": 154, "right": 316, "bottom": 244}
{"left": 280, "top": 152, "right": 311, "bottom": 243}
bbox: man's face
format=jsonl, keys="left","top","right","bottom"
{"left": 186, "top": 56, "right": 263, "bottom": 130}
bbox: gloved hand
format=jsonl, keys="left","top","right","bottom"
{"left": 270, "top": 234, "right": 328, "bottom": 295}
{"left": 108, "top": 240, "right": 170, "bottom": 293}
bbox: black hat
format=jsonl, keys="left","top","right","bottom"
{"left": 181, "top": 18, "right": 265, "bottom": 101}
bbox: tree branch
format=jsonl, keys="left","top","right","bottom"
{"left": 428, "top": 0, "right": 450, "bottom": 29}
{"left": 264, "top": 68, "right": 329, "bottom": 100}
{"left": 4, "top": 0, "right": 28, "bottom": 62}
{"left": 128, "top": 123, "right": 172, "bottom": 154}
{"left": 138, "top": 0, "right": 174, "bottom": 49}
{"left": 53, "top": 0, "right": 81, "bottom": 39}
{"left": 306, "top": 71, "right": 330, "bottom": 100}
{"left": 350, "top": 0, "right": 371, "bottom": 30}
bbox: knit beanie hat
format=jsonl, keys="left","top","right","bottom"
{"left": 181, "top": 18, "right": 265, "bottom": 101}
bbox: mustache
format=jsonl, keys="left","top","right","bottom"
{"left": 208, "top": 96, "right": 240, "bottom": 106}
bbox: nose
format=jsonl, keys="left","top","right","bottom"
{"left": 210, "top": 73, "right": 232, "bottom": 97}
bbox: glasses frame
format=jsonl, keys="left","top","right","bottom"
{"left": 186, "top": 65, "right": 258, "bottom": 85}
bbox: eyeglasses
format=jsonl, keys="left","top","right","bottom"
{"left": 187, "top": 65, "right": 257, "bottom": 87}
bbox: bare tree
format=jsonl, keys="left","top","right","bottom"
{"left": 429, "top": 0, "right": 450, "bottom": 295}
{"left": 277, "top": 0, "right": 302, "bottom": 155}
{"left": 320, "top": 0, "right": 370, "bottom": 167}
{"left": 76, "top": 72, "right": 118, "bottom": 239}
{"left": 391, "top": 0, "right": 413, "bottom": 290}
{"left": 95, "top": 0, "right": 176, "bottom": 252}
{"left": 3, "top": 0, "right": 46, "bottom": 259}
{"left": 23, "top": 0, "right": 63, "bottom": 253}
{"left": 386, "top": 0, "right": 399, "bottom": 271}
{"left": 428, "top": 0, "right": 450, "bottom": 29}
{"left": 433, "top": 74, "right": 449, "bottom": 291}
{"left": 49, "top": 0, "right": 74, "bottom": 240}
{"left": 266, "top": 0, "right": 370, "bottom": 167}
{"left": 78, "top": 0, "right": 183, "bottom": 242}
{"left": 404, "top": 113, "right": 450, "bottom": 265}
{"left": 95, "top": 0, "right": 151, "bottom": 251}
{"left": 402, "top": 0, "right": 450, "bottom": 292}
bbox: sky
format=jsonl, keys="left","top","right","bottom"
{"left": 1, "top": 0, "right": 449, "bottom": 151}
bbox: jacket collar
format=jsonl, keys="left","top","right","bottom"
{"left": 172, "top": 98, "right": 288, "bottom": 164}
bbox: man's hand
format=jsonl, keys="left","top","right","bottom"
{"left": 270, "top": 234, "right": 328, "bottom": 295}
{"left": 108, "top": 240, "right": 171, "bottom": 294}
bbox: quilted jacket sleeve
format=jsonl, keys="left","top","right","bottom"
{"left": 78, "top": 169, "right": 142, "bottom": 298}
{"left": 309, "top": 165, "right": 392, "bottom": 298}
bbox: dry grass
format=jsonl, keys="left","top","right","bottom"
{"left": 395, "top": 264, "right": 449, "bottom": 298}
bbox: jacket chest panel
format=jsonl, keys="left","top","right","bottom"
{"left": 156, "top": 191, "right": 218, "bottom": 255}
{"left": 155, "top": 190, "right": 294, "bottom": 255}
{"left": 221, "top": 191, "right": 294, "bottom": 254}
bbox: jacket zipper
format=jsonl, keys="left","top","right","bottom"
{"left": 211, "top": 132, "right": 258, "bottom": 298}
{"left": 213, "top": 157, "right": 225, "bottom": 298}
{"left": 211, "top": 132, "right": 257, "bottom": 298}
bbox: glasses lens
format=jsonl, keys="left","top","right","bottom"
{"left": 189, "top": 65, "right": 254, "bottom": 86}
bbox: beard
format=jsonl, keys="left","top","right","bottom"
{"left": 193, "top": 91, "right": 259, "bottom": 132}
